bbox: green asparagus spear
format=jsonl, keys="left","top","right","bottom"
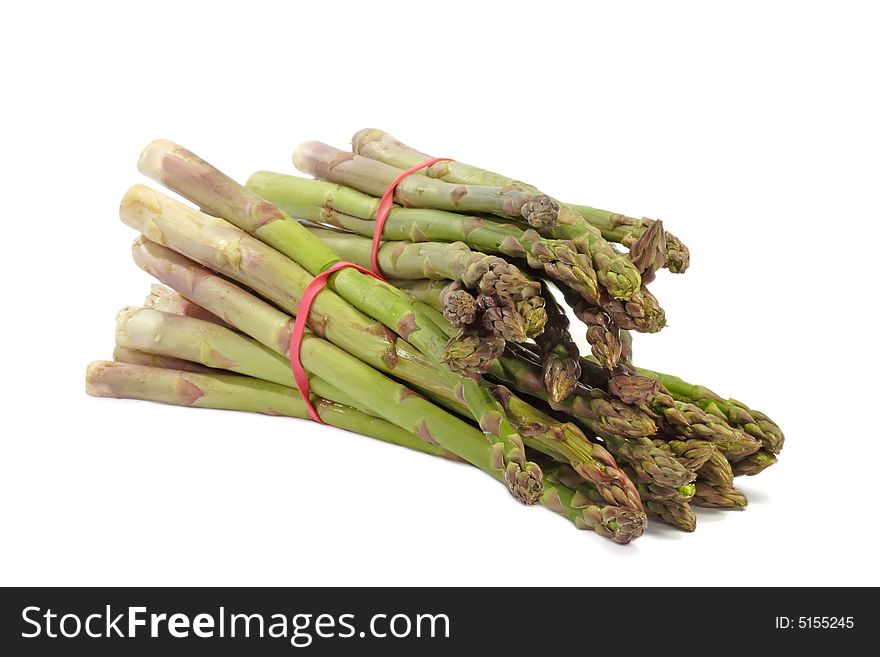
{"left": 625, "top": 218, "right": 667, "bottom": 284}
{"left": 534, "top": 283, "right": 581, "bottom": 403}
{"left": 567, "top": 204, "right": 690, "bottom": 274}
{"left": 547, "top": 455, "right": 695, "bottom": 531}
{"left": 492, "top": 347, "right": 658, "bottom": 440}
{"left": 644, "top": 498, "right": 697, "bottom": 532}
{"left": 693, "top": 481, "right": 748, "bottom": 509}
{"left": 492, "top": 386, "right": 643, "bottom": 511}
{"left": 628, "top": 473, "right": 697, "bottom": 506}
{"left": 698, "top": 448, "right": 735, "bottom": 486}
{"left": 534, "top": 459, "right": 647, "bottom": 542}
{"left": 540, "top": 470, "right": 646, "bottom": 544}
{"left": 294, "top": 140, "right": 562, "bottom": 229}
{"left": 653, "top": 438, "right": 715, "bottom": 472}
{"left": 732, "top": 450, "right": 778, "bottom": 477}
{"left": 637, "top": 367, "right": 784, "bottom": 454}
{"left": 601, "top": 435, "right": 695, "bottom": 489}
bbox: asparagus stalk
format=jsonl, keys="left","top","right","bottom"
{"left": 557, "top": 453, "right": 696, "bottom": 530}
{"left": 644, "top": 499, "right": 697, "bottom": 532}
{"left": 577, "top": 350, "right": 671, "bottom": 408}
{"left": 86, "top": 361, "right": 460, "bottom": 461}
{"left": 113, "top": 345, "right": 218, "bottom": 374}
{"left": 572, "top": 352, "right": 763, "bottom": 459}
{"left": 562, "top": 282, "right": 666, "bottom": 338}
{"left": 601, "top": 435, "right": 695, "bottom": 489}
{"left": 534, "top": 283, "right": 581, "bottom": 403}
{"left": 246, "top": 172, "right": 601, "bottom": 304}
{"left": 538, "top": 464, "right": 646, "bottom": 544}
{"left": 732, "top": 449, "right": 778, "bottom": 477}
{"left": 294, "top": 140, "right": 562, "bottom": 229}
{"left": 302, "top": 225, "right": 546, "bottom": 340}
{"left": 144, "top": 283, "right": 230, "bottom": 327}
{"left": 441, "top": 328, "right": 506, "bottom": 376}
{"left": 625, "top": 218, "right": 667, "bottom": 284}
{"left": 438, "top": 282, "right": 477, "bottom": 327}
{"left": 648, "top": 395, "right": 762, "bottom": 460}
{"left": 697, "top": 448, "right": 735, "bottom": 486}
{"left": 568, "top": 302, "right": 623, "bottom": 372}
{"left": 637, "top": 367, "right": 785, "bottom": 454}
{"left": 137, "top": 141, "right": 543, "bottom": 498}
{"left": 535, "top": 459, "right": 647, "bottom": 542}
{"left": 629, "top": 474, "right": 697, "bottom": 506}
{"left": 115, "top": 306, "right": 366, "bottom": 412}
{"left": 493, "top": 346, "right": 658, "bottom": 440}
{"left": 352, "top": 128, "right": 688, "bottom": 273}
{"left": 124, "top": 230, "right": 540, "bottom": 503}
{"left": 693, "top": 481, "right": 748, "bottom": 509}
{"left": 492, "top": 386, "right": 643, "bottom": 511}
{"left": 396, "top": 278, "right": 523, "bottom": 360}
{"left": 568, "top": 205, "right": 690, "bottom": 274}
{"left": 653, "top": 438, "right": 715, "bottom": 472}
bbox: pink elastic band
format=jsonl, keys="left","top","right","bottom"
{"left": 290, "top": 261, "right": 388, "bottom": 423}
{"left": 370, "top": 157, "right": 453, "bottom": 275}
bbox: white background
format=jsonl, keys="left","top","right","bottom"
{"left": 1, "top": 1, "right": 878, "bottom": 586}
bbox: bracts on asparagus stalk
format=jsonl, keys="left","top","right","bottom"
{"left": 644, "top": 499, "right": 698, "bottom": 533}
{"left": 601, "top": 436, "right": 695, "bottom": 490}
{"left": 732, "top": 450, "right": 778, "bottom": 477}
{"left": 693, "top": 481, "right": 748, "bottom": 509}
{"left": 533, "top": 283, "right": 580, "bottom": 403}
{"left": 625, "top": 218, "right": 667, "bottom": 284}
{"left": 654, "top": 438, "right": 715, "bottom": 472}
{"left": 535, "top": 459, "right": 647, "bottom": 544}
{"left": 697, "top": 447, "right": 735, "bottom": 486}
{"left": 389, "top": 279, "right": 507, "bottom": 374}
{"left": 492, "top": 386, "right": 643, "bottom": 512}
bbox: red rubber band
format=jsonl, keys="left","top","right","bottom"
{"left": 370, "top": 157, "right": 453, "bottom": 276}
{"left": 290, "top": 261, "right": 388, "bottom": 424}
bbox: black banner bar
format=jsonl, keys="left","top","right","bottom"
{"left": 1, "top": 587, "right": 873, "bottom": 654}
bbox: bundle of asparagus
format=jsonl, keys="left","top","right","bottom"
{"left": 86, "top": 133, "right": 784, "bottom": 544}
